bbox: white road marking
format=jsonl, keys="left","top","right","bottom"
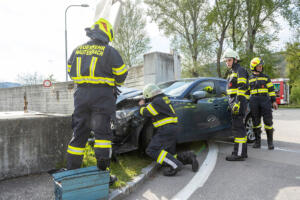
{"left": 215, "top": 140, "right": 300, "bottom": 154}
{"left": 171, "top": 142, "right": 218, "bottom": 200}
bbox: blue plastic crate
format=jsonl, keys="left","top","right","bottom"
{"left": 52, "top": 166, "right": 109, "bottom": 200}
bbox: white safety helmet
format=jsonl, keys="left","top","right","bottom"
{"left": 143, "top": 84, "right": 162, "bottom": 99}
{"left": 222, "top": 48, "right": 240, "bottom": 61}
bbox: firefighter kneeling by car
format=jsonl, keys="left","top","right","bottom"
{"left": 139, "top": 84, "right": 199, "bottom": 176}
{"left": 249, "top": 57, "right": 278, "bottom": 150}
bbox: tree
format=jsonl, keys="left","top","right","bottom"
{"left": 285, "top": 42, "right": 300, "bottom": 85}
{"left": 113, "top": 0, "right": 151, "bottom": 67}
{"left": 16, "top": 72, "right": 44, "bottom": 85}
{"left": 145, "top": 0, "right": 212, "bottom": 77}
{"left": 243, "top": 0, "right": 299, "bottom": 58}
{"left": 207, "top": 0, "right": 241, "bottom": 77}
{"left": 285, "top": 42, "right": 300, "bottom": 103}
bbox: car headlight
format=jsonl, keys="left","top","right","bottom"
{"left": 116, "top": 109, "right": 135, "bottom": 120}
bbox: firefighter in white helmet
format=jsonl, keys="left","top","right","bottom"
{"left": 139, "top": 84, "right": 199, "bottom": 176}
{"left": 223, "top": 49, "right": 249, "bottom": 161}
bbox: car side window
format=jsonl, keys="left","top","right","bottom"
{"left": 218, "top": 80, "right": 227, "bottom": 97}
{"left": 189, "top": 81, "right": 216, "bottom": 97}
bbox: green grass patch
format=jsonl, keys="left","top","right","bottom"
{"left": 81, "top": 144, "right": 152, "bottom": 189}
{"left": 77, "top": 141, "right": 206, "bottom": 189}
{"left": 279, "top": 104, "right": 300, "bottom": 108}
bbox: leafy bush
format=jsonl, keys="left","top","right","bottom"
{"left": 290, "top": 80, "right": 300, "bottom": 105}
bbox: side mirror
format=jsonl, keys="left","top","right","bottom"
{"left": 191, "top": 91, "right": 207, "bottom": 101}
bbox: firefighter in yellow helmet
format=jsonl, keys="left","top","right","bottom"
{"left": 139, "top": 84, "right": 199, "bottom": 176}
{"left": 223, "top": 48, "right": 249, "bottom": 161}
{"left": 66, "top": 18, "right": 128, "bottom": 184}
{"left": 249, "top": 57, "right": 278, "bottom": 150}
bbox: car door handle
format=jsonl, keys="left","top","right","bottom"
{"left": 213, "top": 104, "right": 221, "bottom": 109}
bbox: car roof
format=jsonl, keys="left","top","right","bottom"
{"left": 158, "top": 77, "right": 226, "bottom": 85}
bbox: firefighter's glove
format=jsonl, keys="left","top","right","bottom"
{"left": 232, "top": 101, "right": 240, "bottom": 115}
{"left": 113, "top": 86, "right": 121, "bottom": 98}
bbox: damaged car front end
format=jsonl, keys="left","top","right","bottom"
{"left": 110, "top": 88, "right": 147, "bottom": 154}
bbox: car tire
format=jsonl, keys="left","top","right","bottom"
{"left": 140, "top": 121, "right": 154, "bottom": 152}
{"left": 245, "top": 115, "right": 255, "bottom": 143}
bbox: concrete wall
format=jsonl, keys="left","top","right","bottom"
{"left": 144, "top": 52, "right": 181, "bottom": 84}
{"left": 124, "top": 65, "right": 144, "bottom": 90}
{"left": 0, "top": 82, "right": 75, "bottom": 114}
{"left": 0, "top": 113, "right": 72, "bottom": 180}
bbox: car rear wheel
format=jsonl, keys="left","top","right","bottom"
{"left": 245, "top": 115, "right": 255, "bottom": 143}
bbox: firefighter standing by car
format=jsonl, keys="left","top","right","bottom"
{"left": 66, "top": 18, "right": 128, "bottom": 183}
{"left": 138, "top": 84, "right": 199, "bottom": 176}
{"left": 223, "top": 49, "right": 249, "bottom": 161}
{"left": 249, "top": 57, "right": 278, "bottom": 150}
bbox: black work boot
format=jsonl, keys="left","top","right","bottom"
{"left": 252, "top": 129, "right": 261, "bottom": 148}
{"left": 177, "top": 151, "right": 199, "bottom": 172}
{"left": 163, "top": 166, "right": 181, "bottom": 176}
{"left": 162, "top": 153, "right": 183, "bottom": 176}
{"left": 226, "top": 143, "right": 246, "bottom": 161}
{"left": 266, "top": 130, "right": 274, "bottom": 150}
{"left": 226, "top": 154, "right": 245, "bottom": 161}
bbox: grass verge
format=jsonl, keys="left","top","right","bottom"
{"left": 81, "top": 141, "right": 206, "bottom": 189}
{"left": 81, "top": 144, "right": 152, "bottom": 189}
{"left": 279, "top": 104, "right": 300, "bottom": 108}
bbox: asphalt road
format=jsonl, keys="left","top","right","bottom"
{"left": 124, "top": 108, "right": 300, "bottom": 200}
{"left": 1, "top": 109, "right": 299, "bottom": 200}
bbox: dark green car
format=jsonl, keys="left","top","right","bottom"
{"left": 112, "top": 77, "right": 254, "bottom": 153}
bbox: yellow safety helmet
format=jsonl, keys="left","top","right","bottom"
{"left": 91, "top": 18, "right": 114, "bottom": 42}
{"left": 250, "top": 57, "right": 264, "bottom": 71}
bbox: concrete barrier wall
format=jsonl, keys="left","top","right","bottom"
{"left": 0, "top": 82, "right": 75, "bottom": 114}
{"left": 144, "top": 52, "right": 181, "bottom": 84}
{"left": 0, "top": 113, "right": 72, "bottom": 180}
{"left": 124, "top": 65, "right": 144, "bottom": 90}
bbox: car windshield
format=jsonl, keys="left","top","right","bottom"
{"left": 158, "top": 80, "right": 194, "bottom": 97}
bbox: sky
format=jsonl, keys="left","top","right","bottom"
{"left": 0, "top": 0, "right": 293, "bottom": 83}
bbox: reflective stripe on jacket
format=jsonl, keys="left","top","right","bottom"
{"left": 249, "top": 73, "right": 276, "bottom": 102}
{"left": 68, "top": 40, "right": 128, "bottom": 86}
{"left": 139, "top": 94, "right": 178, "bottom": 128}
{"left": 226, "top": 63, "right": 249, "bottom": 102}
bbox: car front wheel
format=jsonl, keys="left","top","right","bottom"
{"left": 245, "top": 115, "right": 255, "bottom": 143}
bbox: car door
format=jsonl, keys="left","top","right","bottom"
{"left": 178, "top": 80, "right": 223, "bottom": 142}
{"left": 215, "top": 80, "right": 231, "bottom": 129}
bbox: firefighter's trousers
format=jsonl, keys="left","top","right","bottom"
{"left": 67, "top": 85, "right": 115, "bottom": 170}
{"left": 249, "top": 95, "right": 274, "bottom": 133}
{"left": 146, "top": 124, "right": 182, "bottom": 170}
{"left": 229, "top": 98, "right": 247, "bottom": 157}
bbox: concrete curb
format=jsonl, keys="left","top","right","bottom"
{"left": 108, "top": 162, "right": 159, "bottom": 200}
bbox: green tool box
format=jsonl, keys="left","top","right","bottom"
{"left": 52, "top": 166, "right": 109, "bottom": 200}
